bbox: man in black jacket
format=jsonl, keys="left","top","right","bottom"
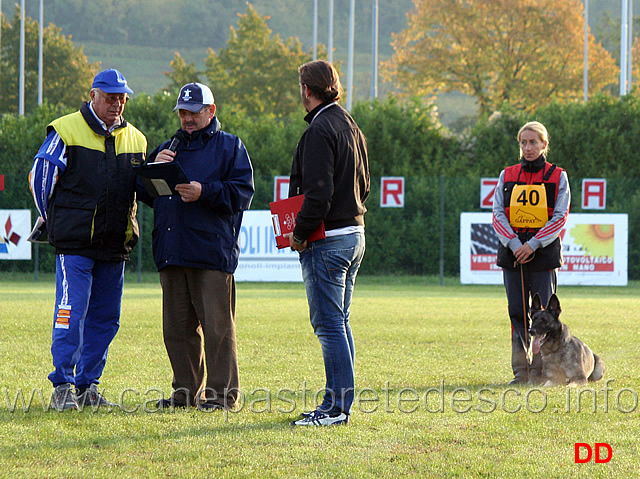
{"left": 287, "top": 60, "right": 370, "bottom": 426}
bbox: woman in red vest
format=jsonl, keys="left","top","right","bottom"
{"left": 492, "top": 121, "right": 571, "bottom": 384}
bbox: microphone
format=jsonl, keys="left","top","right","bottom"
{"left": 167, "top": 131, "right": 185, "bottom": 152}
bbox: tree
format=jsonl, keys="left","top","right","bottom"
{"left": 0, "top": 8, "right": 99, "bottom": 114}
{"left": 201, "top": 3, "right": 319, "bottom": 117}
{"left": 382, "top": 0, "right": 618, "bottom": 116}
{"left": 164, "top": 52, "right": 201, "bottom": 91}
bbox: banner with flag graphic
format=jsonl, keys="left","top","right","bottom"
{"left": 460, "top": 212, "right": 628, "bottom": 286}
{"left": 0, "top": 210, "right": 32, "bottom": 260}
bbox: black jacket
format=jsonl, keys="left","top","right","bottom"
{"left": 289, "top": 102, "right": 369, "bottom": 240}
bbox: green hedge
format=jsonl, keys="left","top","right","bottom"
{"left": 2, "top": 94, "right": 640, "bottom": 279}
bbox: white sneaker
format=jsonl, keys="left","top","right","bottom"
{"left": 291, "top": 410, "right": 349, "bottom": 426}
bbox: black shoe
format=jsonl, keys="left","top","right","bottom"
{"left": 156, "top": 398, "right": 189, "bottom": 409}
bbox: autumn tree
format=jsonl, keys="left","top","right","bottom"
{"left": 382, "top": 0, "right": 618, "bottom": 116}
{"left": 0, "top": 8, "right": 99, "bottom": 114}
{"left": 631, "top": 37, "right": 640, "bottom": 91}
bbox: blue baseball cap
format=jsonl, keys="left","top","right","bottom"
{"left": 174, "top": 82, "right": 215, "bottom": 112}
{"left": 92, "top": 69, "right": 134, "bottom": 94}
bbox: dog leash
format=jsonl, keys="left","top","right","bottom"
{"left": 519, "top": 263, "right": 532, "bottom": 376}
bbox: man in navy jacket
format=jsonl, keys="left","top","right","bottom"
{"left": 138, "top": 82, "right": 254, "bottom": 410}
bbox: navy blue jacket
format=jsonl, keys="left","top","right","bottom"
{"left": 139, "top": 118, "right": 254, "bottom": 273}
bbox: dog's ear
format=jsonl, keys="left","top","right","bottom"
{"left": 531, "top": 293, "right": 543, "bottom": 312}
{"left": 547, "top": 294, "right": 562, "bottom": 319}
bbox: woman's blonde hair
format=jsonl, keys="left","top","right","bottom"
{"left": 517, "top": 121, "right": 549, "bottom": 158}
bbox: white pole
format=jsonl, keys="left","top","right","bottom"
{"left": 19, "top": 0, "right": 25, "bottom": 115}
{"left": 583, "top": 0, "right": 588, "bottom": 101}
{"left": 328, "top": 0, "right": 334, "bottom": 63}
{"left": 347, "top": 0, "right": 355, "bottom": 111}
{"left": 312, "top": 0, "right": 318, "bottom": 60}
{"left": 38, "top": 0, "right": 44, "bottom": 105}
{"left": 627, "top": 0, "right": 633, "bottom": 91}
{"left": 0, "top": 0, "right": 3, "bottom": 82}
{"left": 620, "top": 0, "right": 628, "bottom": 96}
{"left": 370, "top": 0, "right": 378, "bottom": 99}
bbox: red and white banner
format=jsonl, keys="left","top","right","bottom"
{"left": 460, "top": 212, "right": 628, "bottom": 286}
{"left": 380, "top": 177, "right": 405, "bottom": 208}
{"left": 581, "top": 178, "right": 607, "bottom": 210}
{"left": 273, "top": 176, "right": 290, "bottom": 202}
{"left": 480, "top": 178, "right": 498, "bottom": 209}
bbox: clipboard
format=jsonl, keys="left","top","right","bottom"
{"left": 269, "top": 194, "right": 325, "bottom": 249}
{"left": 134, "top": 161, "right": 190, "bottom": 197}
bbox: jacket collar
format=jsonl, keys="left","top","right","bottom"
{"left": 304, "top": 101, "right": 336, "bottom": 124}
{"left": 521, "top": 154, "right": 546, "bottom": 173}
{"left": 81, "top": 102, "right": 127, "bottom": 136}
{"left": 179, "top": 117, "right": 221, "bottom": 143}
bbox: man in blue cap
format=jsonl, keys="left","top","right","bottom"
{"left": 28, "top": 68, "right": 147, "bottom": 411}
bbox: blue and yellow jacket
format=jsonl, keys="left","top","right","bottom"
{"left": 29, "top": 102, "right": 147, "bottom": 260}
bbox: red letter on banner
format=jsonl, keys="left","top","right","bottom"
{"left": 380, "top": 177, "right": 405, "bottom": 208}
{"left": 582, "top": 179, "right": 606, "bottom": 210}
{"left": 273, "top": 176, "right": 290, "bottom": 202}
{"left": 480, "top": 178, "right": 498, "bottom": 209}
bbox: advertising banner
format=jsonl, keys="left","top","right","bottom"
{"left": 236, "top": 210, "right": 302, "bottom": 282}
{"left": 0, "top": 210, "right": 32, "bottom": 260}
{"left": 460, "top": 212, "right": 628, "bottom": 286}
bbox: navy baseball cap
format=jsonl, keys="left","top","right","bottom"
{"left": 174, "top": 82, "right": 215, "bottom": 112}
{"left": 92, "top": 69, "right": 134, "bottom": 94}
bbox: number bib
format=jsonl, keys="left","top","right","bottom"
{"left": 508, "top": 184, "right": 548, "bottom": 228}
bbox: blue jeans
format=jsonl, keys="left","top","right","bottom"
{"left": 299, "top": 231, "right": 365, "bottom": 415}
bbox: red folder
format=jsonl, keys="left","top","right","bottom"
{"left": 269, "top": 195, "right": 325, "bottom": 249}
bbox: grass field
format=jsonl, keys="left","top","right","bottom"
{"left": 1, "top": 275, "right": 638, "bottom": 478}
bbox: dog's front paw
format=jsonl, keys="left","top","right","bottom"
{"left": 567, "top": 378, "right": 588, "bottom": 387}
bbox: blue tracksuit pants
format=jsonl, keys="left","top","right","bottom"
{"left": 48, "top": 254, "right": 124, "bottom": 388}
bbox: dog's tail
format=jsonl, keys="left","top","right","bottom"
{"left": 589, "top": 354, "right": 606, "bottom": 382}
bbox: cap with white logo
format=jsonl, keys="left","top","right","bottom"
{"left": 173, "top": 82, "right": 215, "bottom": 112}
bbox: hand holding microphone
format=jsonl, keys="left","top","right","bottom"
{"left": 158, "top": 131, "right": 200, "bottom": 202}
{"left": 154, "top": 131, "right": 185, "bottom": 163}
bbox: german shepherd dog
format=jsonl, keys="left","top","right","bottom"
{"left": 529, "top": 293, "right": 605, "bottom": 387}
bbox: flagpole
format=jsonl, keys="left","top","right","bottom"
{"left": 371, "top": 0, "right": 378, "bottom": 99}
{"left": 347, "top": 0, "right": 355, "bottom": 111}
{"left": 583, "top": 0, "right": 588, "bottom": 101}
{"left": 620, "top": 0, "right": 629, "bottom": 95}
{"left": 38, "top": 0, "right": 44, "bottom": 105}
{"left": 328, "top": 0, "right": 334, "bottom": 63}
{"left": 19, "top": 0, "right": 25, "bottom": 115}
{"left": 312, "top": 0, "right": 318, "bottom": 60}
